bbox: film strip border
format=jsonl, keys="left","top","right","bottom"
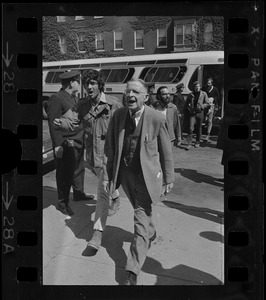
{"left": 1, "top": 2, "right": 263, "bottom": 299}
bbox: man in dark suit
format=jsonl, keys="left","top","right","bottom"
{"left": 47, "top": 71, "right": 94, "bottom": 216}
{"left": 103, "top": 79, "right": 174, "bottom": 285}
{"left": 173, "top": 82, "right": 186, "bottom": 140}
{"left": 146, "top": 82, "right": 156, "bottom": 106}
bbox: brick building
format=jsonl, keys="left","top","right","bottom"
{"left": 42, "top": 16, "right": 223, "bottom": 61}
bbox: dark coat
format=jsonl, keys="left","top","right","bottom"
{"left": 47, "top": 90, "right": 84, "bottom": 148}
{"left": 173, "top": 92, "right": 185, "bottom": 114}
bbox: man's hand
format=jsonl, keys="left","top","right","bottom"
{"left": 103, "top": 180, "right": 109, "bottom": 193}
{"left": 55, "top": 146, "right": 63, "bottom": 158}
{"left": 208, "top": 97, "right": 214, "bottom": 105}
{"left": 53, "top": 118, "right": 62, "bottom": 129}
{"left": 53, "top": 118, "right": 79, "bottom": 131}
{"left": 162, "top": 182, "right": 173, "bottom": 195}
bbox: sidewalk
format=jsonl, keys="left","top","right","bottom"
{"left": 43, "top": 140, "right": 224, "bottom": 285}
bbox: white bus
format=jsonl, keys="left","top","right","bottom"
{"left": 42, "top": 51, "right": 224, "bottom": 165}
{"left": 42, "top": 50, "right": 224, "bottom": 103}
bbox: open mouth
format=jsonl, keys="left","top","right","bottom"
{"left": 128, "top": 99, "right": 136, "bottom": 104}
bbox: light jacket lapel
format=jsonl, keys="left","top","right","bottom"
{"left": 140, "top": 106, "right": 152, "bottom": 146}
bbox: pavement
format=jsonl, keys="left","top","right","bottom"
{"left": 42, "top": 136, "right": 224, "bottom": 286}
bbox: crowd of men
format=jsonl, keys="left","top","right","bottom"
{"left": 46, "top": 69, "right": 220, "bottom": 285}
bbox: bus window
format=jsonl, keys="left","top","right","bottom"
{"left": 105, "top": 68, "right": 129, "bottom": 83}
{"left": 52, "top": 71, "right": 65, "bottom": 83}
{"left": 123, "top": 68, "right": 135, "bottom": 83}
{"left": 140, "top": 67, "right": 158, "bottom": 82}
{"left": 138, "top": 67, "right": 150, "bottom": 80}
{"left": 173, "top": 66, "right": 187, "bottom": 83}
{"left": 101, "top": 69, "right": 111, "bottom": 82}
{"left": 45, "top": 71, "right": 54, "bottom": 84}
{"left": 153, "top": 67, "right": 180, "bottom": 83}
{"left": 188, "top": 66, "right": 200, "bottom": 91}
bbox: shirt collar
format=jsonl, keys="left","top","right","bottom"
{"left": 91, "top": 92, "right": 107, "bottom": 110}
{"left": 157, "top": 101, "right": 169, "bottom": 110}
{"left": 208, "top": 86, "right": 214, "bottom": 93}
{"left": 129, "top": 105, "right": 145, "bottom": 118}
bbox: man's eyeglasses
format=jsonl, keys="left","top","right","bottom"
{"left": 124, "top": 89, "right": 147, "bottom": 96}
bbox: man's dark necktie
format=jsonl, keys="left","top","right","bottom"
{"left": 130, "top": 114, "right": 136, "bottom": 132}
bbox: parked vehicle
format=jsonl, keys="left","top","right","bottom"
{"left": 42, "top": 51, "right": 224, "bottom": 164}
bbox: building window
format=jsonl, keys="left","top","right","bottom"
{"left": 157, "top": 28, "right": 167, "bottom": 48}
{"left": 75, "top": 16, "right": 84, "bottom": 21}
{"left": 134, "top": 30, "right": 144, "bottom": 49}
{"left": 77, "top": 34, "right": 86, "bottom": 52}
{"left": 174, "top": 23, "right": 194, "bottom": 45}
{"left": 42, "top": 37, "right": 48, "bottom": 56}
{"left": 57, "top": 16, "right": 66, "bottom": 22}
{"left": 203, "top": 22, "right": 213, "bottom": 44}
{"left": 95, "top": 33, "right": 104, "bottom": 51}
{"left": 59, "top": 35, "right": 67, "bottom": 54}
{"left": 114, "top": 30, "right": 123, "bottom": 50}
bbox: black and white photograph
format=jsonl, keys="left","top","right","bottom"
{"left": 2, "top": 1, "right": 264, "bottom": 299}
{"left": 42, "top": 15, "right": 225, "bottom": 286}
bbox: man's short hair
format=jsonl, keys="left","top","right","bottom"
{"left": 156, "top": 86, "right": 168, "bottom": 99}
{"left": 82, "top": 69, "right": 105, "bottom": 92}
{"left": 193, "top": 81, "right": 200, "bottom": 87}
{"left": 127, "top": 78, "right": 148, "bottom": 92}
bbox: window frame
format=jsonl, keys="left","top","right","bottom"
{"left": 57, "top": 16, "right": 66, "bottom": 22}
{"left": 95, "top": 33, "right": 105, "bottom": 51}
{"left": 75, "top": 16, "right": 85, "bottom": 21}
{"left": 134, "top": 30, "right": 144, "bottom": 50}
{"left": 157, "top": 28, "right": 167, "bottom": 48}
{"left": 174, "top": 23, "right": 194, "bottom": 45}
{"left": 203, "top": 22, "right": 213, "bottom": 44}
{"left": 113, "top": 30, "right": 124, "bottom": 51}
{"left": 59, "top": 35, "right": 67, "bottom": 54}
{"left": 42, "top": 37, "right": 48, "bottom": 56}
{"left": 77, "top": 33, "right": 86, "bottom": 53}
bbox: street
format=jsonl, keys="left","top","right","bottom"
{"left": 42, "top": 136, "right": 224, "bottom": 285}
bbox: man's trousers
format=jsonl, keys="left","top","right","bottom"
{"left": 55, "top": 142, "right": 85, "bottom": 207}
{"left": 92, "top": 167, "right": 119, "bottom": 232}
{"left": 119, "top": 162, "right": 156, "bottom": 276}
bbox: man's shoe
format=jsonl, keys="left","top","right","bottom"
{"left": 73, "top": 193, "right": 94, "bottom": 202}
{"left": 57, "top": 205, "right": 74, "bottom": 216}
{"left": 123, "top": 271, "right": 137, "bottom": 285}
{"left": 195, "top": 143, "right": 200, "bottom": 148}
{"left": 148, "top": 231, "right": 157, "bottom": 249}
{"left": 186, "top": 144, "right": 191, "bottom": 150}
{"left": 87, "top": 230, "right": 102, "bottom": 251}
{"left": 205, "top": 135, "right": 210, "bottom": 141}
{"left": 108, "top": 197, "right": 121, "bottom": 217}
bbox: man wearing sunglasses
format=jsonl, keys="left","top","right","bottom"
{"left": 47, "top": 71, "right": 94, "bottom": 217}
